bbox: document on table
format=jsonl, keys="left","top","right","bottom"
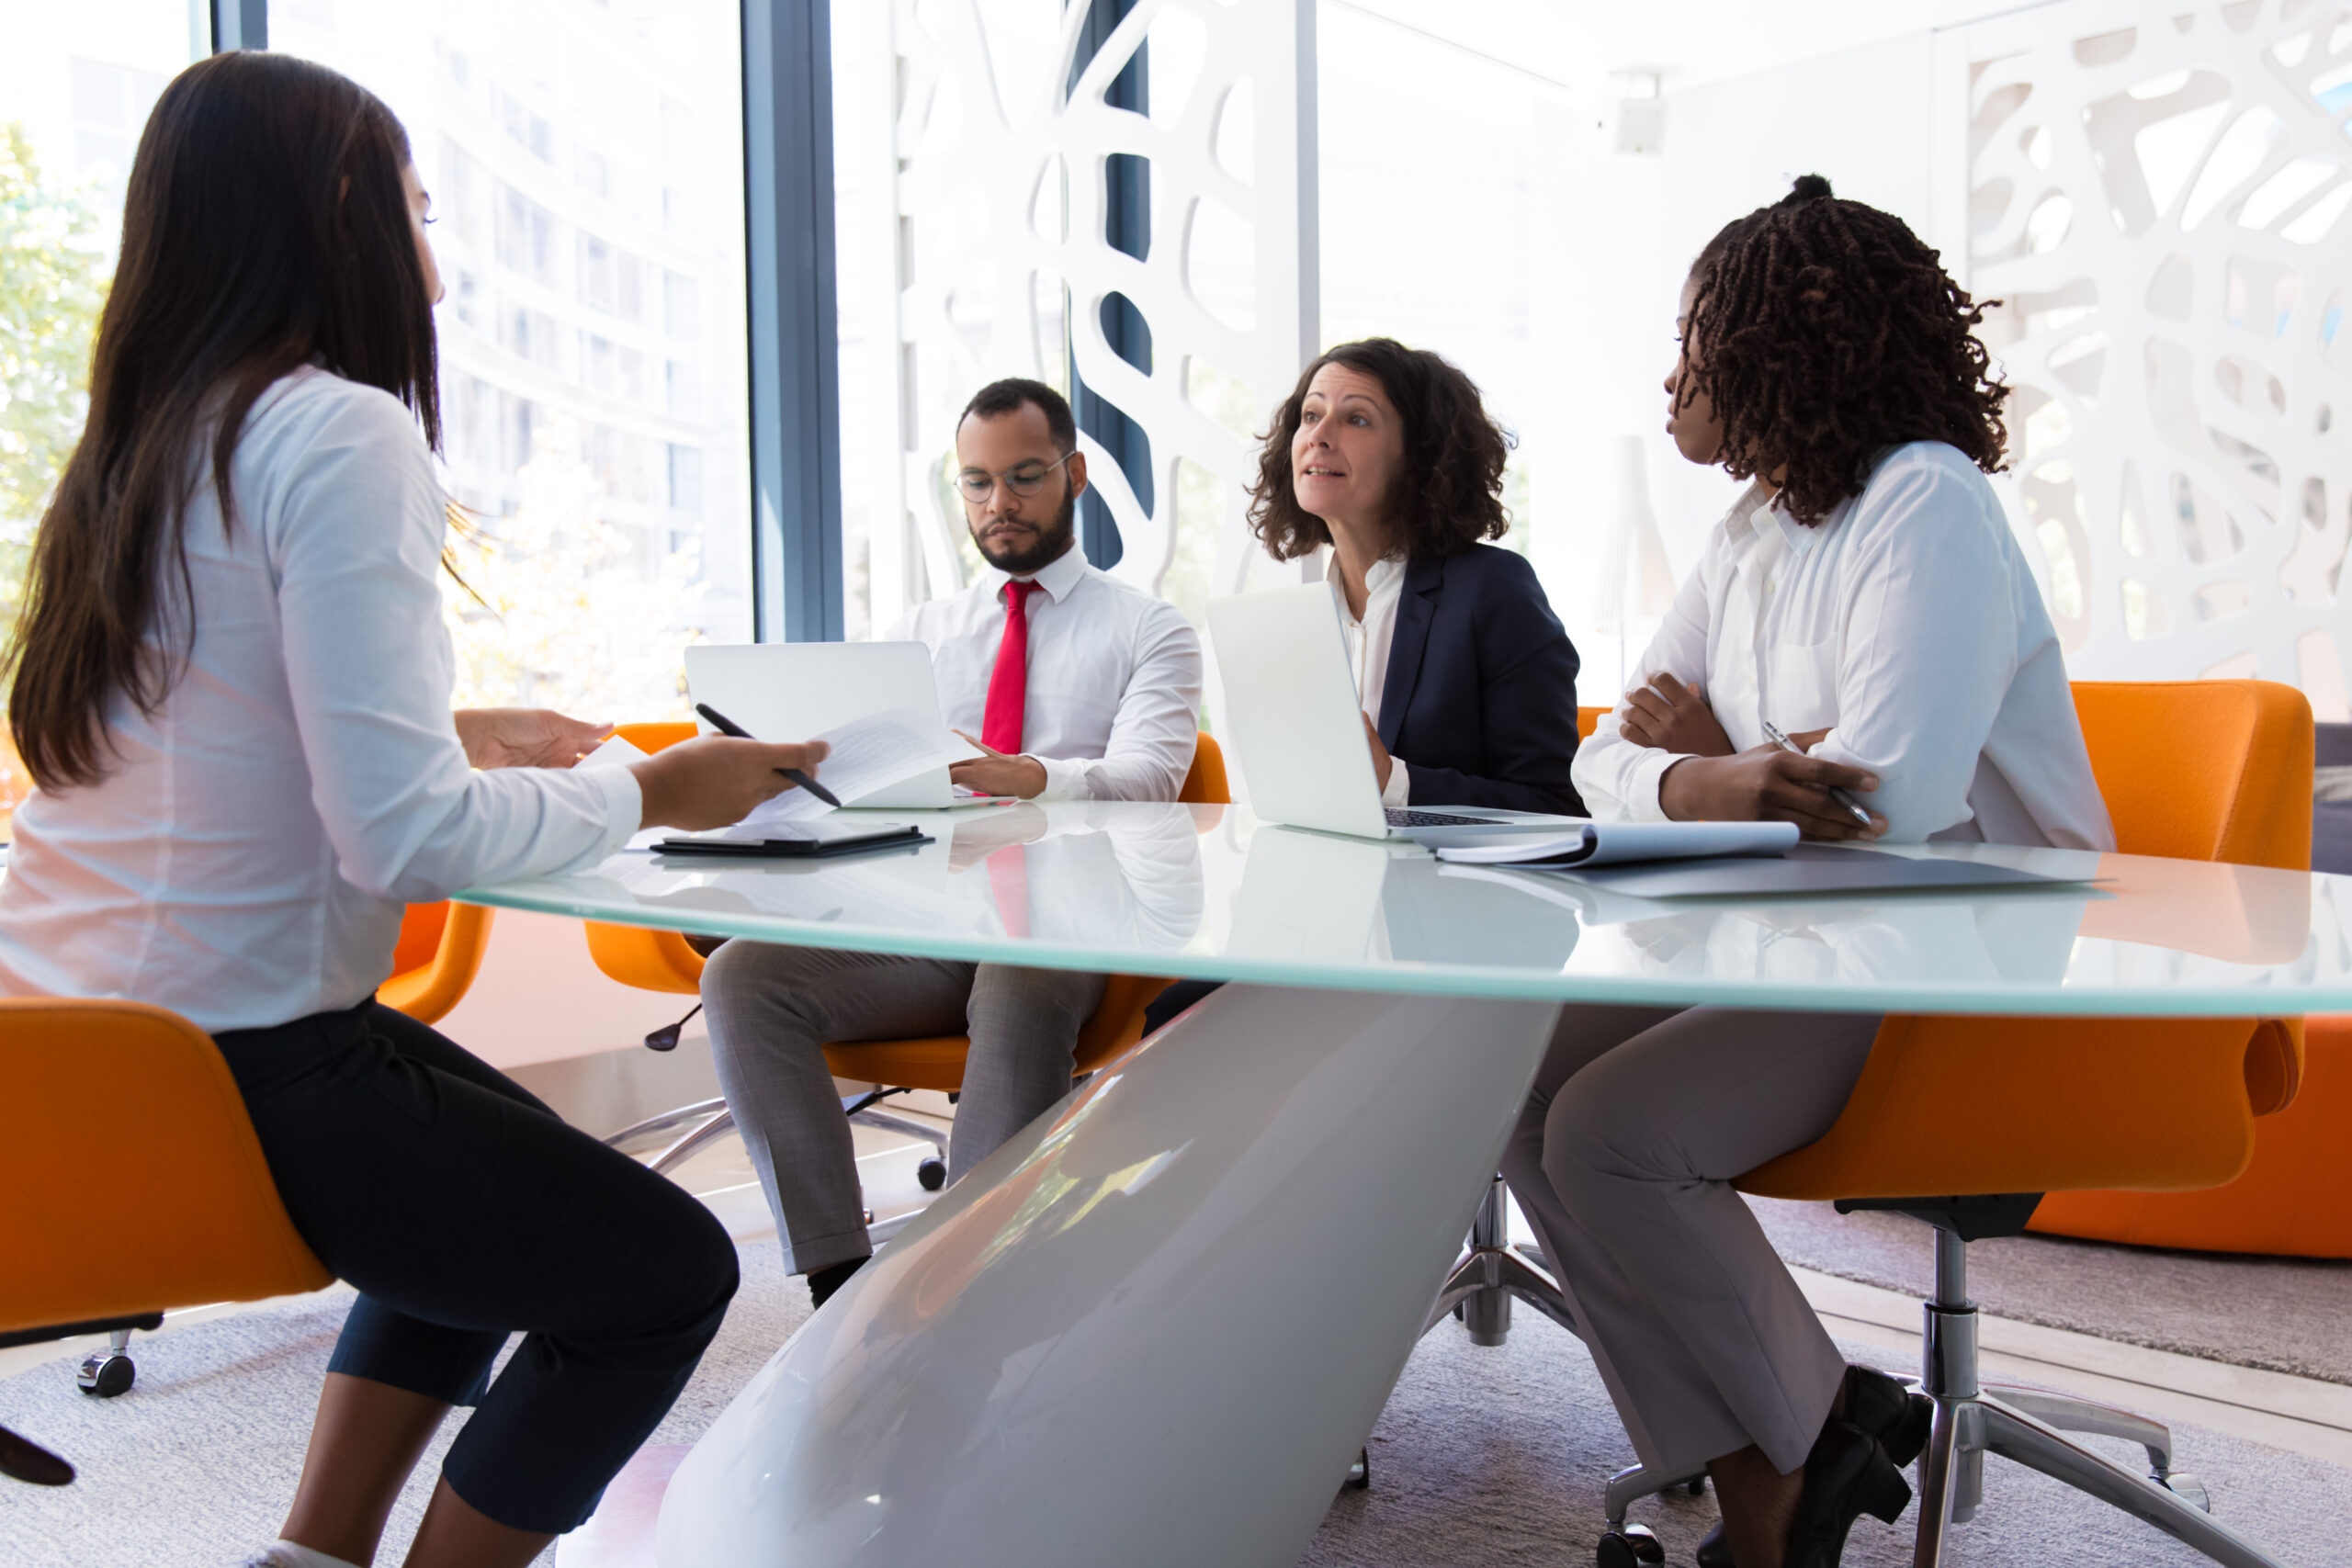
{"left": 1434, "top": 820, "right": 1800, "bottom": 868}
{"left": 729, "top": 705, "right": 978, "bottom": 829}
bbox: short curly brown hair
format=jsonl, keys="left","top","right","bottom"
{"left": 1248, "top": 337, "right": 1512, "bottom": 561}
{"left": 1685, "top": 175, "right": 2008, "bottom": 526}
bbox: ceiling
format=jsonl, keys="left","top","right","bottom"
{"left": 1325, "top": 0, "right": 2064, "bottom": 97}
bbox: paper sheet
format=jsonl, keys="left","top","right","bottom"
{"left": 729, "top": 705, "right": 978, "bottom": 829}
{"left": 579, "top": 733, "right": 650, "bottom": 770}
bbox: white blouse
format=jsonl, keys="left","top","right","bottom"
{"left": 0, "top": 368, "right": 640, "bottom": 1033}
{"left": 1572, "top": 442, "right": 2114, "bottom": 851}
{"left": 1329, "top": 553, "right": 1411, "bottom": 807}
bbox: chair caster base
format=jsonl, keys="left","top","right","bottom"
{"left": 916, "top": 1156, "right": 946, "bottom": 1192}
{"left": 1595, "top": 1523, "right": 1666, "bottom": 1567}
{"left": 2163, "top": 1472, "right": 2211, "bottom": 1513}
{"left": 76, "top": 1352, "right": 133, "bottom": 1398}
{"left": 1341, "top": 1446, "right": 1370, "bottom": 1492}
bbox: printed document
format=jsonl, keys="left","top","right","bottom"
{"left": 730, "top": 705, "right": 977, "bottom": 829}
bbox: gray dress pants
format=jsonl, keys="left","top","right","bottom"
{"left": 700, "top": 942, "right": 1106, "bottom": 1275}
{"left": 1498, "top": 1004, "right": 1882, "bottom": 1479}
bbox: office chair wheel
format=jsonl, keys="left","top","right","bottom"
{"left": 1686, "top": 1476, "right": 1706, "bottom": 1495}
{"left": 75, "top": 1350, "right": 134, "bottom": 1398}
{"left": 917, "top": 1157, "right": 947, "bottom": 1192}
{"left": 1594, "top": 1524, "right": 1665, "bottom": 1567}
{"left": 2162, "top": 1472, "right": 2211, "bottom": 1513}
{"left": 1341, "top": 1447, "right": 1370, "bottom": 1491}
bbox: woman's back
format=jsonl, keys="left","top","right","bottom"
{"left": 0, "top": 367, "right": 636, "bottom": 1032}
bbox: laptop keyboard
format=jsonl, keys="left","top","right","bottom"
{"left": 1386, "top": 807, "right": 1504, "bottom": 829}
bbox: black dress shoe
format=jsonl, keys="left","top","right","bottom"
{"left": 1695, "top": 1520, "right": 1733, "bottom": 1567}
{"left": 1788, "top": 1418, "right": 1911, "bottom": 1568}
{"left": 1841, "top": 1365, "right": 1932, "bottom": 1469}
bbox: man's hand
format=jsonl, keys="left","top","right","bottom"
{"left": 1619, "top": 673, "right": 1734, "bottom": 758}
{"left": 1657, "top": 744, "right": 1887, "bottom": 841}
{"left": 628, "top": 737, "right": 831, "bottom": 831}
{"left": 950, "top": 731, "right": 1049, "bottom": 799}
{"left": 1361, "top": 712, "right": 1395, "bottom": 794}
{"left": 455, "top": 708, "right": 615, "bottom": 769}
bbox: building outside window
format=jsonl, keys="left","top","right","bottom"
{"left": 274, "top": 0, "right": 754, "bottom": 722}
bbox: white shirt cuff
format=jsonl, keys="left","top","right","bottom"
{"left": 1381, "top": 757, "right": 1411, "bottom": 807}
{"left": 1626, "top": 750, "right": 1679, "bottom": 822}
{"left": 1033, "top": 755, "right": 1088, "bottom": 802}
{"left": 584, "top": 761, "right": 646, "bottom": 855}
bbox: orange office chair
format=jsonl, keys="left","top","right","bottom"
{"left": 379, "top": 900, "right": 495, "bottom": 1026}
{"left": 0, "top": 1000, "right": 333, "bottom": 1482}
{"left": 38, "top": 899, "right": 487, "bottom": 1415}
{"left": 1595, "top": 681, "right": 2312, "bottom": 1567}
{"left": 590, "top": 728, "right": 1228, "bottom": 1200}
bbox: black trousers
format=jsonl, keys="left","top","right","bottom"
{"left": 213, "top": 1001, "right": 739, "bottom": 1535}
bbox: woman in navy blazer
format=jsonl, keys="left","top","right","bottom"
{"left": 1250, "top": 336, "right": 1584, "bottom": 816}
{"left": 1145, "top": 341, "right": 1581, "bottom": 1037}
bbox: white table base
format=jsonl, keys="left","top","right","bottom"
{"left": 657, "top": 983, "right": 1561, "bottom": 1567}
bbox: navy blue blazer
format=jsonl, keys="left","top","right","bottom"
{"left": 1375, "top": 544, "right": 1584, "bottom": 816}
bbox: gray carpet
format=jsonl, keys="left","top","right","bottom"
{"left": 1747, "top": 1196, "right": 2352, "bottom": 1387}
{"left": 2, "top": 1240, "right": 2343, "bottom": 1567}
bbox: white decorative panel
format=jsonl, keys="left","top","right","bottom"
{"left": 849, "top": 0, "right": 1318, "bottom": 634}
{"left": 1954, "top": 0, "right": 2352, "bottom": 716}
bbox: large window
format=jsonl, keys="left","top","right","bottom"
{"left": 277, "top": 0, "right": 754, "bottom": 721}
{"left": 0, "top": 0, "right": 194, "bottom": 825}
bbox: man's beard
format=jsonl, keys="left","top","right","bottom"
{"left": 973, "top": 488, "right": 1079, "bottom": 577}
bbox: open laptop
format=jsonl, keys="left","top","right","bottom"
{"left": 1206, "top": 582, "right": 1558, "bottom": 844}
{"left": 683, "top": 641, "right": 973, "bottom": 808}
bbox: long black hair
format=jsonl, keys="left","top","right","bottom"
{"left": 9, "top": 51, "right": 439, "bottom": 788}
{"left": 1683, "top": 175, "right": 2007, "bottom": 525}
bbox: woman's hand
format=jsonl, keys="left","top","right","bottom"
{"left": 628, "top": 737, "right": 832, "bottom": 831}
{"left": 950, "top": 731, "right": 1048, "bottom": 799}
{"left": 1619, "top": 673, "right": 1735, "bottom": 758}
{"left": 1360, "top": 712, "right": 1396, "bottom": 794}
{"left": 1657, "top": 745, "right": 1887, "bottom": 841}
{"left": 455, "top": 708, "right": 615, "bottom": 769}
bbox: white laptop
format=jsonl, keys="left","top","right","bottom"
{"left": 1205, "top": 583, "right": 1555, "bottom": 844}
{"left": 683, "top": 641, "right": 968, "bottom": 808}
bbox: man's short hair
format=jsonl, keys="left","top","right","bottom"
{"left": 958, "top": 378, "right": 1078, "bottom": 455}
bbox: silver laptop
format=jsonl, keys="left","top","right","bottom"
{"left": 1205, "top": 583, "right": 1544, "bottom": 844}
{"left": 683, "top": 641, "right": 958, "bottom": 808}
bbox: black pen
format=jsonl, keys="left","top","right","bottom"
{"left": 1760, "top": 719, "right": 1874, "bottom": 829}
{"left": 694, "top": 702, "right": 842, "bottom": 807}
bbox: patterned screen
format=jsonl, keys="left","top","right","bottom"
{"left": 1960, "top": 0, "right": 2352, "bottom": 714}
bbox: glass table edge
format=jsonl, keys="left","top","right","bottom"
{"left": 453, "top": 885, "right": 2350, "bottom": 1019}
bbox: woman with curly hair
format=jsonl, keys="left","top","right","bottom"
{"left": 1500, "top": 178, "right": 2113, "bottom": 1568}
{"left": 1247, "top": 337, "right": 1584, "bottom": 815}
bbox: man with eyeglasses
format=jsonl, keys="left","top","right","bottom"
{"left": 699, "top": 377, "right": 1203, "bottom": 1311}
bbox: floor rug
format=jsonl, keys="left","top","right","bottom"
{"left": 2, "top": 1238, "right": 2340, "bottom": 1566}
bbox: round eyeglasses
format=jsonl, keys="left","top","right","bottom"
{"left": 956, "top": 451, "right": 1075, "bottom": 502}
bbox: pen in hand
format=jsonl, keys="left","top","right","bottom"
{"left": 694, "top": 702, "right": 843, "bottom": 808}
{"left": 1760, "top": 719, "right": 1875, "bottom": 829}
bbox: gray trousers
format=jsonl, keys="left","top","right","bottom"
{"left": 700, "top": 942, "right": 1106, "bottom": 1275}
{"left": 1498, "top": 1004, "right": 1882, "bottom": 1478}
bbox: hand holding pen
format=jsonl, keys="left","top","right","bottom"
{"left": 1760, "top": 720, "right": 1877, "bottom": 831}
{"left": 694, "top": 703, "right": 842, "bottom": 807}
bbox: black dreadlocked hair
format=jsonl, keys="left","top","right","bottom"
{"left": 1683, "top": 174, "right": 2008, "bottom": 526}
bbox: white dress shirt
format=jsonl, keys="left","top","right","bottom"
{"left": 890, "top": 542, "right": 1202, "bottom": 802}
{"left": 1330, "top": 553, "right": 1412, "bottom": 807}
{"left": 0, "top": 368, "right": 641, "bottom": 1033}
{"left": 1573, "top": 442, "right": 2114, "bottom": 850}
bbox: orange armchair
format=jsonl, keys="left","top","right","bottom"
{"left": 0, "top": 1000, "right": 332, "bottom": 1478}
{"left": 379, "top": 900, "right": 494, "bottom": 1026}
{"left": 1603, "top": 681, "right": 2312, "bottom": 1565}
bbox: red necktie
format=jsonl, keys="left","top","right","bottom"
{"left": 981, "top": 580, "right": 1041, "bottom": 755}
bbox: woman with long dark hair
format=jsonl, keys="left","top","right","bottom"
{"left": 1502, "top": 178, "right": 2113, "bottom": 1568}
{"left": 0, "top": 52, "right": 826, "bottom": 1568}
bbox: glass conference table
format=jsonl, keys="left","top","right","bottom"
{"left": 457, "top": 801, "right": 2352, "bottom": 1568}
